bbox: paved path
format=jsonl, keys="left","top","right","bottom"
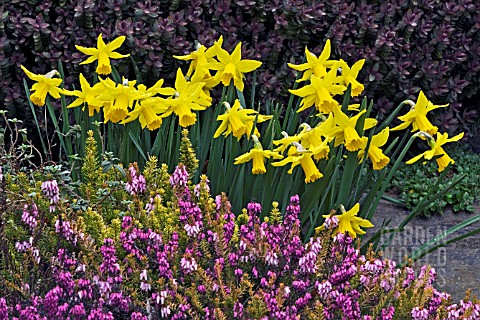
{"left": 368, "top": 200, "right": 480, "bottom": 302}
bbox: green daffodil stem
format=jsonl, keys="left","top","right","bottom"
{"left": 363, "top": 134, "right": 418, "bottom": 221}
{"left": 375, "top": 100, "right": 410, "bottom": 133}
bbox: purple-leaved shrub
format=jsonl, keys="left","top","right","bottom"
{"left": 1, "top": 0, "right": 479, "bottom": 137}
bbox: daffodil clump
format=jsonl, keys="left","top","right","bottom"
{"left": 21, "top": 35, "right": 465, "bottom": 239}
{"left": 22, "top": 34, "right": 263, "bottom": 130}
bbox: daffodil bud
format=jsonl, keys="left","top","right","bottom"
{"left": 45, "top": 70, "right": 60, "bottom": 78}
{"left": 403, "top": 99, "right": 416, "bottom": 109}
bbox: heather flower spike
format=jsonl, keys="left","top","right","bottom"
{"left": 407, "top": 131, "right": 464, "bottom": 172}
{"left": 75, "top": 34, "right": 130, "bottom": 75}
{"left": 21, "top": 66, "right": 63, "bottom": 106}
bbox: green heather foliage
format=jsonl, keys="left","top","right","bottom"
{"left": 1, "top": 138, "right": 480, "bottom": 318}
{"left": 2, "top": 0, "right": 480, "bottom": 137}
{"left": 392, "top": 146, "right": 480, "bottom": 216}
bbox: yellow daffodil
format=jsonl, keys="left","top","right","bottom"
{"left": 328, "top": 107, "right": 367, "bottom": 152}
{"left": 121, "top": 98, "right": 168, "bottom": 130}
{"left": 316, "top": 203, "right": 373, "bottom": 239}
{"left": 358, "top": 128, "right": 390, "bottom": 170}
{"left": 406, "top": 132, "right": 464, "bottom": 172}
{"left": 288, "top": 40, "right": 337, "bottom": 82}
{"left": 98, "top": 77, "right": 145, "bottom": 123}
{"left": 136, "top": 79, "right": 174, "bottom": 98}
{"left": 234, "top": 135, "right": 282, "bottom": 174}
{"left": 21, "top": 66, "right": 63, "bottom": 106}
{"left": 241, "top": 112, "right": 272, "bottom": 139}
{"left": 62, "top": 73, "right": 103, "bottom": 116}
{"left": 272, "top": 143, "right": 323, "bottom": 183}
{"left": 391, "top": 90, "right": 448, "bottom": 136}
{"left": 214, "top": 100, "right": 271, "bottom": 140}
{"left": 337, "top": 59, "right": 365, "bottom": 97}
{"left": 208, "top": 42, "right": 262, "bottom": 91}
{"left": 273, "top": 131, "right": 303, "bottom": 153}
{"left": 76, "top": 34, "right": 130, "bottom": 75}
{"left": 174, "top": 36, "right": 223, "bottom": 77}
{"left": 160, "top": 68, "right": 211, "bottom": 127}
{"left": 289, "top": 69, "right": 346, "bottom": 114}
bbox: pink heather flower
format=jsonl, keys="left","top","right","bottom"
{"left": 265, "top": 251, "right": 279, "bottom": 266}
{"left": 180, "top": 255, "right": 198, "bottom": 274}
{"left": 125, "top": 165, "right": 146, "bottom": 195}
{"left": 161, "top": 306, "right": 171, "bottom": 318}
{"left": 316, "top": 280, "right": 332, "bottom": 299}
{"left": 194, "top": 178, "right": 210, "bottom": 197}
{"left": 55, "top": 219, "right": 77, "bottom": 245}
{"left": 283, "top": 286, "right": 291, "bottom": 297}
{"left": 15, "top": 237, "right": 32, "bottom": 252}
{"left": 21, "top": 203, "right": 38, "bottom": 230}
{"left": 140, "top": 282, "right": 151, "bottom": 291}
{"left": 323, "top": 215, "right": 339, "bottom": 229}
{"left": 140, "top": 269, "right": 148, "bottom": 281}
{"left": 215, "top": 195, "right": 222, "bottom": 209}
{"left": 131, "top": 312, "right": 148, "bottom": 320}
{"left": 41, "top": 179, "right": 59, "bottom": 212}
{"left": 169, "top": 164, "right": 189, "bottom": 188}
{"left": 411, "top": 307, "right": 429, "bottom": 320}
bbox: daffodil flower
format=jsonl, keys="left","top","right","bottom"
{"left": 272, "top": 142, "right": 323, "bottom": 183}
{"left": 214, "top": 100, "right": 271, "bottom": 140}
{"left": 160, "top": 68, "right": 211, "bottom": 127}
{"left": 358, "top": 128, "right": 390, "bottom": 170}
{"left": 174, "top": 36, "right": 223, "bottom": 77}
{"left": 208, "top": 42, "right": 262, "bottom": 91}
{"left": 288, "top": 40, "right": 337, "bottom": 82}
{"left": 121, "top": 98, "right": 168, "bottom": 130}
{"left": 76, "top": 34, "right": 130, "bottom": 75}
{"left": 316, "top": 203, "right": 373, "bottom": 239}
{"left": 406, "top": 131, "right": 464, "bottom": 172}
{"left": 391, "top": 90, "right": 448, "bottom": 136}
{"left": 289, "top": 69, "right": 346, "bottom": 114}
{"left": 136, "top": 79, "right": 174, "bottom": 98}
{"left": 21, "top": 66, "right": 63, "bottom": 106}
{"left": 234, "top": 135, "right": 282, "bottom": 174}
{"left": 98, "top": 77, "right": 146, "bottom": 123}
{"left": 273, "top": 131, "right": 303, "bottom": 153}
{"left": 63, "top": 73, "right": 103, "bottom": 116}
{"left": 337, "top": 59, "right": 365, "bottom": 97}
{"left": 328, "top": 107, "right": 369, "bottom": 152}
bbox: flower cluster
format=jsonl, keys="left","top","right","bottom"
{"left": 22, "top": 34, "right": 263, "bottom": 130}
{"left": 125, "top": 163, "right": 147, "bottom": 195}
{"left": 41, "top": 179, "right": 60, "bottom": 212}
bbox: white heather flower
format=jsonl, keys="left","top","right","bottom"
{"left": 265, "top": 251, "right": 279, "bottom": 267}
{"left": 161, "top": 306, "right": 171, "bottom": 318}
{"left": 180, "top": 257, "right": 198, "bottom": 273}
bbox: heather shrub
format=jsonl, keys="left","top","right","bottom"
{"left": 2, "top": 0, "right": 480, "bottom": 136}
{"left": 1, "top": 155, "right": 479, "bottom": 319}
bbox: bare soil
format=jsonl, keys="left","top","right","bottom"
{"left": 367, "top": 199, "right": 480, "bottom": 302}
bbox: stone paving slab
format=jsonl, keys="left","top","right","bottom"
{"left": 367, "top": 200, "right": 480, "bottom": 302}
